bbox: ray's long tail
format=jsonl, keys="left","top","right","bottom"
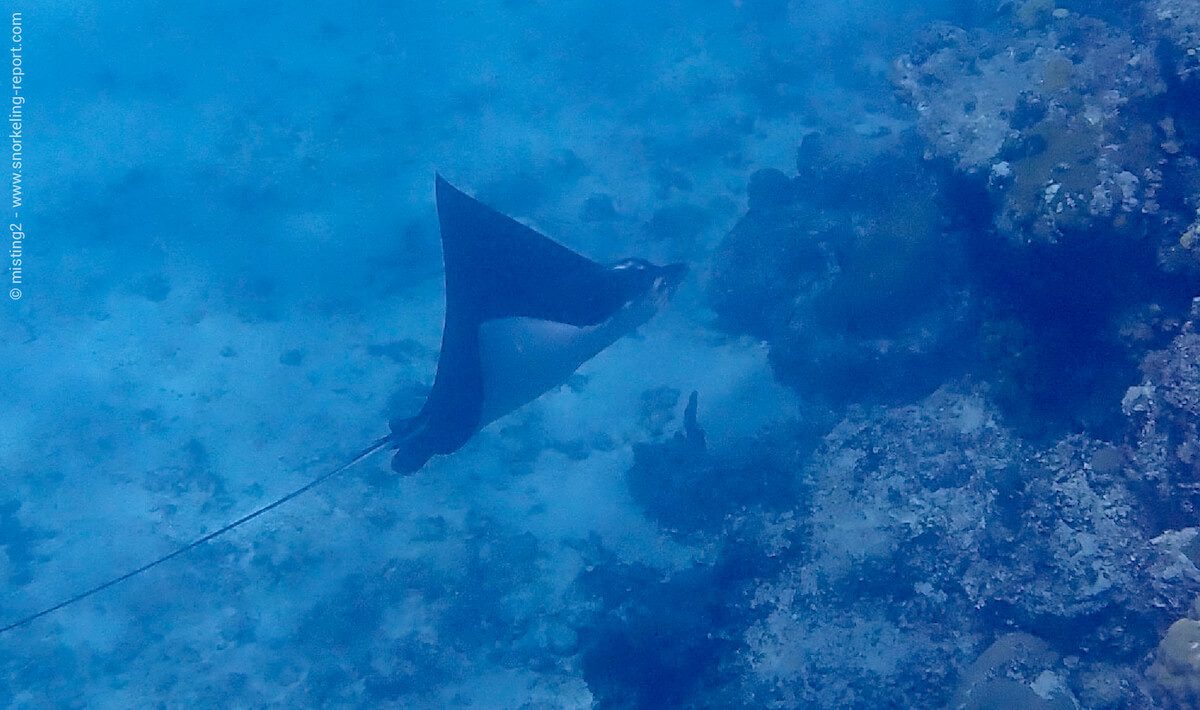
{"left": 0, "top": 434, "right": 393, "bottom": 635}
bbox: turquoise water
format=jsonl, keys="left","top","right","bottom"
{"left": 3, "top": 1, "right": 1200, "bottom": 707}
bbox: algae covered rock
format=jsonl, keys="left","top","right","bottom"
{"left": 952, "top": 633, "right": 1078, "bottom": 710}
{"left": 1149, "top": 615, "right": 1200, "bottom": 708}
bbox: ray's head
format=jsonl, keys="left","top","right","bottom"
{"left": 596, "top": 258, "right": 689, "bottom": 334}
{"left": 609, "top": 258, "right": 689, "bottom": 304}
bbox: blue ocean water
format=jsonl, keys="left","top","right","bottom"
{"left": 3, "top": 1, "right": 1200, "bottom": 707}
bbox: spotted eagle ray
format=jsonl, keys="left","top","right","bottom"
{"left": 389, "top": 176, "right": 687, "bottom": 472}
{"left": 0, "top": 175, "right": 687, "bottom": 633}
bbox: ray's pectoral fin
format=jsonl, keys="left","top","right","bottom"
{"left": 388, "top": 178, "right": 687, "bottom": 474}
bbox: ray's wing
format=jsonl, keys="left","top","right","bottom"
{"left": 435, "top": 175, "right": 628, "bottom": 326}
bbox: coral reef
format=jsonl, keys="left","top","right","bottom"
{"left": 1123, "top": 298, "right": 1200, "bottom": 530}
{"left": 893, "top": 9, "right": 1166, "bottom": 242}
{"left": 622, "top": 383, "right": 1200, "bottom": 707}
{"left": 689, "top": 6, "right": 1200, "bottom": 707}
{"left": 1152, "top": 0, "right": 1200, "bottom": 80}
{"left": 882, "top": 1, "right": 1200, "bottom": 437}
{"left": 709, "top": 136, "right": 973, "bottom": 410}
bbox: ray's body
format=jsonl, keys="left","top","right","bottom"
{"left": 390, "top": 177, "right": 687, "bottom": 472}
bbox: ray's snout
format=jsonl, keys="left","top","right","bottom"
{"left": 651, "top": 262, "right": 688, "bottom": 298}
{"left": 657, "top": 262, "right": 688, "bottom": 290}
